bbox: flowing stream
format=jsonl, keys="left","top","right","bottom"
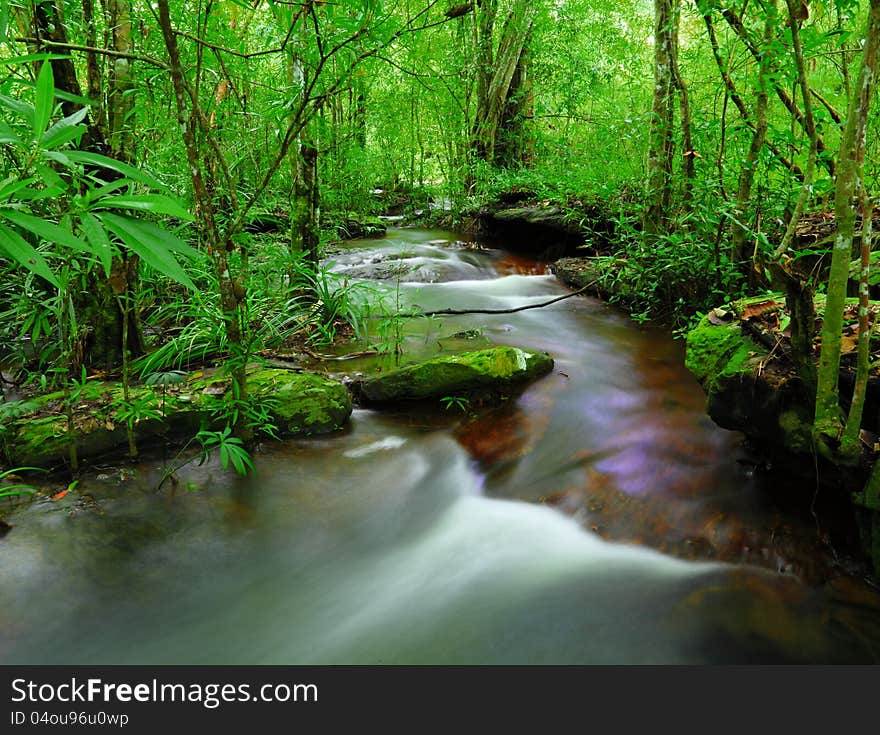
{"left": 2, "top": 227, "right": 880, "bottom": 664}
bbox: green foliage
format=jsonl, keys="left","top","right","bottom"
{"left": 0, "top": 466, "right": 42, "bottom": 499}
{"left": 197, "top": 426, "right": 254, "bottom": 476}
{"left": 440, "top": 395, "right": 470, "bottom": 413}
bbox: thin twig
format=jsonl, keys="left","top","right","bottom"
{"left": 401, "top": 281, "right": 599, "bottom": 318}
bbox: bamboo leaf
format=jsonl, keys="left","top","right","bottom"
{"left": 64, "top": 150, "right": 164, "bottom": 189}
{"left": 0, "top": 210, "right": 91, "bottom": 254}
{"left": 79, "top": 213, "right": 114, "bottom": 278}
{"left": 33, "top": 62, "right": 55, "bottom": 141}
{"left": 0, "top": 222, "right": 59, "bottom": 287}
{"left": 52, "top": 89, "right": 93, "bottom": 107}
{"left": 92, "top": 194, "right": 193, "bottom": 221}
{"left": 101, "top": 214, "right": 200, "bottom": 259}
{"left": 100, "top": 213, "right": 196, "bottom": 290}
{"left": 42, "top": 150, "right": 73, "bottom": 167}
{"left": 0, "top": 177, "right": 36, "bottom": 201}
{"left": 0, "top": 53, "right": 72, "bottom": 66}
{"left": 40, "top": 106, "right": 89, "bottom": 148}
{"left": 0, "top": 119, "right": 21, "bottom": 146}
{"left": 0, "top": 94, "right": 33, "bottom": 125}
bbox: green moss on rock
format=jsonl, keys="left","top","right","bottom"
{"left": 247, "top": 369, "right": 352, "bottom": 434}
{"left": 358, "top": 346, "right": 553, "bottom": 402}
{"left": 2, "top": 368, "right": 351, "bottom": 469}
{"left": 685, "top": 304, "right": 816, "bottom": 458}
{"left": 777, "top": 409, "right": 814, "bottom": 455}
{"left": 685, "top": 313, "right": 764, "bottom": 390}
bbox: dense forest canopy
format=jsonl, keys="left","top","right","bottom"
{"left": 2, "top": 0, "right": 880, "bottom": 472}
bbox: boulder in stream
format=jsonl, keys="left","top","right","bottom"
{"left": 355, "top": 346, "right": 554, "bottom": 403}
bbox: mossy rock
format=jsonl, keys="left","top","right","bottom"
{"left": 357, "top": 346, "right": 554, "bottom": 403}
{"left": 2, "top": 368, "right": 351, "bottom": 469}
{"left": 684, "top": 304, "right": 813, "bottom": 456}
{"left": 246, "top": 369, "right": 352, "bottom": 435}
{"left": 684, "top": 310, "right": 766, "bottom": 391}
{"left": 552, "top": 256, "right": 636, "bottom": 302}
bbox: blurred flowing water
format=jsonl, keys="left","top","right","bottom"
{"left": 2, "top": 227, "right": 879, "bottom": 664}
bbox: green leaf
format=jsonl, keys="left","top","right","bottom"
{"left": 33, "top": 164, "right": 66, "bottom": 193}
{"left": 52, "top": 89, "right": 93, "bottom": 108}
{"left": 0, "top": 176, "right": 36, "bottom": 201}
{"left": 87, "top": 179, "right": 132, "bottom": 200}
{"left": 0, "top": 210, "right": 91, "bottom": 254}
{"left": 40, "top": 105, "right": 89, "bottom": 148}
{"left": 42, "top": 150, "right": 72, "bottom": 167}
{"left": 33, "top": 62, "right": 55, "bottom": 141}
{"left": 79, "top": 213, "right": 114, "bottom": 277}
{"left": 0, "top": 53, "right": 72, "bottom": 66}
{"left": 92, "top": 194, "right": 193, "bottom": 221}
{"left": 101, "top": 214, "right": 200, "bottom": 259}
{"left": 0, "top": 119, "right": 21, "bottom": 146}
{"left": 0, "top": 94, "right": 34, "bottom": 126}
{"left": 99, "top": 213, "right": 196, "bottom": 290}
{"left": 64, "top": 150, "right": 164, "bottom": 189}
{"left": 0, "top": 222, "right": 59, "bottom": 287}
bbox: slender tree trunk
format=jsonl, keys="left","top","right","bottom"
{"left": 293, "top": 143, "right": 319, "bottom": 268}
{"left": 776, "top": 0, "right": 819, "bottom": 258}
{"left": 32, "top": 0, "right": 143, "bottom": 372}
{"left": 814, "top": 0, "right": 880, "bottom": 458}
{"left": 107, "top": 0, "right": 135, "bottom": 161}
{"left": 721, "top": 3, "right": 834, "bottom": 177}
{"left": 286, "top": 50, "right": 319, "bottom": 272}
{"left": 156, "top": 0, "right": 250, "bottom": 441}
{"left": 843, "top": 188, "right": 875, "bottom": 454}
{"left": 81, "top": 0, "right": 107, "bottom": 132}
{"left": 669, "top": 0, "right": 694, "bottom": 203}
{"left": 644, "top": 0, "right": 677, "bottom": 235}
{"left": 702, "top": 11, "right": 802, "bottom": 178}
{"left": 730, "top": 3, "right": 774, "bottom": 265}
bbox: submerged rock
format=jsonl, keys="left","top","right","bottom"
{"left": 356, "top": 346, "right": 554, "bottom": 403}
{"left": 2, "top": 368, "right": 352, "bottom": 469}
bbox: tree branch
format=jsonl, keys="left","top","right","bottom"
{"left": 15, "top": 37, "right": 169, "bottom": 69}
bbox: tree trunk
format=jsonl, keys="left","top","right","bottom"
{"left": 643, "top": 0, "right": 676, "bottom": 235}
{"left": 292, "top": 143, "right": 319, "bottom": 269}
{"left": 495, "top": 37, "right": 534, "bottom": 168}
{"left": 730, "top": 3, "right": 774, "bottom": 265}
{"left": 813, "top": 0, "right": 880, "bottom": 459}
{"left": 107, "top": 0, "right": 135, "bottom": 161}
{"left": 156, "top": 0, "right": 250, "bottom": 441}
{"left": 471, "top": 0, "right": 535, "bottom": 166}
{"left": 669, "top": 0, "right": 694, "bottom": 203}
{"left": 33, "top": 0, "right": 143, "bottom": 371}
